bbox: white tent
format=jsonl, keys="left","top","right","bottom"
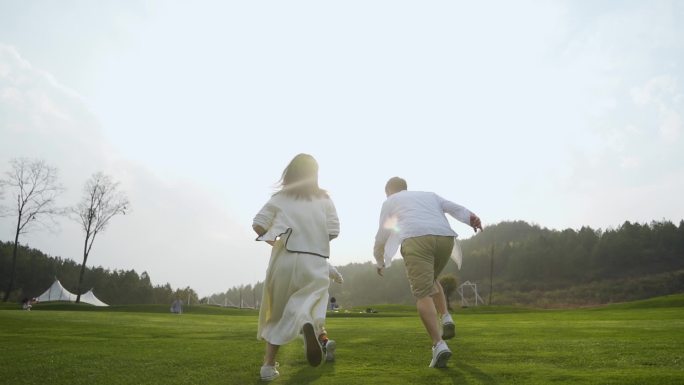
{"left": 37, "top": 279, "right": 76, "bottom": 302}
{"left": 36, "top": 279, "right": 108, "bottom": 307}
{"left": 80, "top": 289, "right": 109, "bottom": 307}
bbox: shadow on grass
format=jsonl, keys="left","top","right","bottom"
{"left": 454, "top": 362, "right": 497, "bottom": 385}
{"left": 243, "top": 366, "right": 334, "bottom": 385}
{"left": 281, "top": 364, "right": 328, "bottom": 385}
{"left": 245, "top": 361, "right": 333, "bottom": 385}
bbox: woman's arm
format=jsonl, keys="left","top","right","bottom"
{"left": 253, "top": 224, "right": 275, "bottom": 246}
{"left": 326, "top": 199, "right": 340, "bottom": 241}
{"left": 253, "top": 224, "right": 266, "bottom": 237}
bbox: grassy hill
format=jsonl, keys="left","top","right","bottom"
{"left": 1, "top": 295, "right": 683, "bottom": 384}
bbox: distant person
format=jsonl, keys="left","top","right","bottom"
{"left": 328, "top": 296, "right": 338, "bottom": 311}
{"left": 170, "top": 299, "right": 183, "bottom": 314}
{"left": 372, "top": 177, "right": 482, "bottom": 368}
{"left": 22, "top": 297, "right": 32, "bottom": 311}
{"left": 253, "top": 153, "right": 340, "bottom": 381}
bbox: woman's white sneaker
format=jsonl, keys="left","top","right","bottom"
{"left": 303, "top": 323, "right": 324, "bottom": 367}
{"left": 260, "top": 362, "right": 280, "bottom": 381}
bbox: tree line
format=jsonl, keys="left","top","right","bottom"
{"left": 2, "top": 157, "right": 682, "bottom": 308}
{"left": 214, "top": 220, "right": 684, "bottom": 309}
{"left": 0, "top": 240, "right": 198, "bottom": 305}
{"left": 454, "top": 220, "right": 684, "bottom": 306}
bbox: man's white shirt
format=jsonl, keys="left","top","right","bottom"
{"left": 373, "top": 190, "right": 472, "bottom": 268}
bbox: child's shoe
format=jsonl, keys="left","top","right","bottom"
{"left": 324, "top": 339, "right": 336, "bottom": 362}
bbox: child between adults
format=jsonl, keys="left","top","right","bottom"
{"left": 252, "top": 154, "right": 340, "bottom": 381}
{"left": 320, "top": 262, "right": 343, "bottom": 362}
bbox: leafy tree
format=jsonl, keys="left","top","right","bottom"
{"left": 173, "top": 286, "right": 199, "bottom": 306}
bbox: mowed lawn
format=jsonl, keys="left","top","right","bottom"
{"left": 1, "top": 296, "right": 683, "bottom": 385}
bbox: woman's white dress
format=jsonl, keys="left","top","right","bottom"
{"left": 253, "top": 193, "right": 339, "bottom": 345}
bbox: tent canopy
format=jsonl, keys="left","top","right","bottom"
{"left": 36, "top": 279, "right": 76, "bottom": 302}
{"left": 80, "top": 289, "right": 108, "bottom": 307}
{"left": 36, "top": 279, "right": 109, "bottom": 307}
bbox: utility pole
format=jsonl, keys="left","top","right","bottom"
{"left": 489, "top": 242, "right": 494, "bottom": 306}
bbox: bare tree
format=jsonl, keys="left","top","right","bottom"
{"left": 73, "top": 172, "right": 129, "bottom": 303}
{"left": 1, "top": 158, "right": 64, "bottom": 302}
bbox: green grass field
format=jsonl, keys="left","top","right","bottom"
{"left": 1, "top": 296, "right": 683, "bottom": 385}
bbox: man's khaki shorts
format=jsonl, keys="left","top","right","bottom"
{"left": 400, "top": 235, "right": 455, "bottom": 299}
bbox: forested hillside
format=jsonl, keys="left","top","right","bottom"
{"left": 0, "top": 242, "right": 198, "bottom": 305}
{"left": 3, "top": 220, "right": 683, "bottom": 308}
{"left": 212, "top": 220, "right": 684, "bottom": 308}
{"left": 453, "top": 220, "right": 684, "bottom": 306}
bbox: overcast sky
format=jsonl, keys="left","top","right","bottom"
{"left": 1, "top": 1, "right": 682, "bottom": 297}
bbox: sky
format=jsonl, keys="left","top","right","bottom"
{"left": 1, "top": 1, "right": 683, "bottom": 297}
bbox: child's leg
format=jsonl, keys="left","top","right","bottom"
{"left": 318, "top": 327, "right": 329, "bottom": 343}
{"left": 317, "top": 326, "right": 336, "bottom": 362}
{"left": 433, "top": 278, "right": 455, "bottom": 340}
{"left": 432, "top": 281, "right": 449, "bottom": 319}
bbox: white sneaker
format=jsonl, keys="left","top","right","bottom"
{"left": 324, "top": 339, "right": 336, "bottom": 362}
{"left": 429, "top": 340, "right": 452, "bottom": 368}
{"left": 260, "top": 362, "right": 280, "bottom": 381}
{"left": 442, "top": 322, "right": 456, "bottom": 340}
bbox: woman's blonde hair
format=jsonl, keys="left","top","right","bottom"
{"left": 275, "top": 153, "right": 328, "bottom": 199}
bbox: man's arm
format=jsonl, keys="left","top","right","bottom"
{"left": 373, "top": 236, "right": 386, "bottom": 276}
{"left": 469, "top": 213, "right": 482, "bottom": 232}
{"left": 439, "top": 195, "right": 482, "bottom": 233}
{"left": 373, "top": 202, "right": 391, "bottom": 276}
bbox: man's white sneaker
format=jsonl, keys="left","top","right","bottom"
{"left": 324, "top": 339, "right": 336, "bottom": 362}
{"left": 260, "top": 362, "right": 280, "bottom": 381}
{"left": 442, "top": 322, "right": 456, "bottom": 340}
{"left": 429, "top": 340, "right": 452, "bottom": 368}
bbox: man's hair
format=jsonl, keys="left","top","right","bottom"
{"left": 385, "top": 177, "right": 407, "bottom": 195}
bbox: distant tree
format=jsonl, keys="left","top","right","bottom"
{"left": 438, "top": 274, "right": 458, "bottom": 310}
{"left": 153, "top": 283, "right": 175, "bottom": 305}
{"left": 0, "top": 158, "right": 63, "bottom": 302}
{"left": 73, "top": 172, "right": 129, "bottom": 303}
{"left": 174, "top": 286, "right": 199, "bottom": 306}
